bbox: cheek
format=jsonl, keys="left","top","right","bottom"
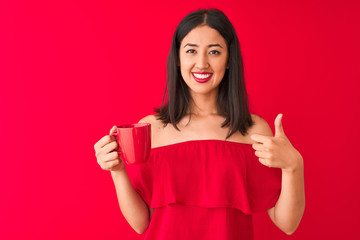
{"left": 179, "top": 56, "right": 192, "bottom": 69}
{"left": 214, "top": 58, "right": 228, "bottom": 72}
{"left": 179, "top": 65, "right": 191, "bottom": 81}
{"left": 212, "top": 63, "right": 226, "bottom": 73}
{"left": 180, "top": 62, "right": 193, "bottom": 78}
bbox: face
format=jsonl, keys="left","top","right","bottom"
{"left": 179, "top": 24, "right": 228, "bottom": 96}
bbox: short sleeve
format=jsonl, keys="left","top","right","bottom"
{"left": 124, "top": 157, "right": 154, "bottom": 207}
{"left": 246, "top": 149, "right": 282, "bottom": 213}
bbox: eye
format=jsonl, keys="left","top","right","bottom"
{"left": 210, "top": 50, "right": 220, "bottom": 55}
{"left": 185, "top": 49, "right": 220, "bottom": 55}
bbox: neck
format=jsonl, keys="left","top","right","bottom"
{"left": 187, "top": 90, "right": 219, "bottom": 117}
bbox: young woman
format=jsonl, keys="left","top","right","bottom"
{"left": 94, "top": 8, "right": 305, "bottom": 239}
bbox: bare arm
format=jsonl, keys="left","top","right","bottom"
{"left": 110, "top": 115, "right": 157, "bottom": 234}
{"left": 268, "top": 160, "right": 305, "bottom": 235}
{"left": 250, "top": 114, "right": 305, "bottom": 235}
{"left": 110, "top": 168, "right": 151, "bottom": 234}
{"left": 95, "top": 120, "right": 155, "bottom": 234}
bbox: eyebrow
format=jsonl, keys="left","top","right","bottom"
{"left": 184, "top": 43, "right": 223, "bottom": 48}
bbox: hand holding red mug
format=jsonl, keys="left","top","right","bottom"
{"left": 94, "top": 125, "right": 125, "bottom": 172}
{"left": 95, "top": 123, "right": 151, "bottom": 172}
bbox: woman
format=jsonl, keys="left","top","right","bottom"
{"left": 94, "top": 8, "right": 305, "bottom": 239}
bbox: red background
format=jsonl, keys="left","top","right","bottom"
{"left": 1, "top": 0, "right": 359, "bottom": 239}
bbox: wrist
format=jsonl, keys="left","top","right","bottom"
{"left": 110, "top": 166, "right": 127, "bottom": 177}
{"left": 282, "top": 156, "right": 304, "bottom": 174}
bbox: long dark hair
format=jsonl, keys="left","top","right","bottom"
{"left": 154, "top": 8, "right": 254, "bottom": 139}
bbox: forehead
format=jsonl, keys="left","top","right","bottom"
{"left": 181, "top": 25, "right": 227, "bottom": 47}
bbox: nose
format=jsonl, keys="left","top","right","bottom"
{"left": 195, "top": 52, "right": 209, "bottom": 69}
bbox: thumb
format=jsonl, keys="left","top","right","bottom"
{"left": 274, "top": 113, "right": 285, "bottom": 137}
{"left": 109, "top": 125, "right": 118, "bottom": 135}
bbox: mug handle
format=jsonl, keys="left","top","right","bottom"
{"left": 111, "top": 130, "right": 122, "bottom": 155}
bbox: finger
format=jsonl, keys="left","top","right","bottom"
{"left": 94, "top": 135, "right": 115, "bottom": 150}
{"left": 254, "top": 150, "right": 270, "bottom": 159}
{"left": 103, "top": 151, "right": 120, "bottom": 162}
{"left": 103, "top": 160, "right": 120, "bottom": 170}
{"left": 250, "top": 134, "right": 271, "bottom": 144}
{"left": 252, "top": 142, "right": 265, "bottom": 151}
{"left": 110, "top": 125, "right": 118, "bottom": 135}
{"left": 97, "top": 141, "right": 119, "bottom": 158}
{"left": 258, "top": 158, "right": 272, "bottom": 167}
{"left": 106, "top": 140, "right": 119, "bottom": 153}
{"left": 274, "top": 113, "right": 285, "bottom": 137}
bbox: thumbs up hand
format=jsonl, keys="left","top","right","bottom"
{"left": 250, "top": 114, "right": 303, "bottom": 173}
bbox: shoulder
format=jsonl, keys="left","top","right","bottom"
{"left": 138, "top": 114, "right": 157, "bottom": 124}
{"left": 248, "top": 114, "right": 273, "bottom": 143}
{"left": 138, "top": 114, "right": 162, "bottom": 136}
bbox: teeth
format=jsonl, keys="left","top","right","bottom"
{"left": 193, "top": 73, "right": 212, "bottom": 79}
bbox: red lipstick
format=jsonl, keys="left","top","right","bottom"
{"left": 192, "top": 72, "right": 213, "bottom": 83}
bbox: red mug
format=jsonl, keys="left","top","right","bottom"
{"left": 111, "top": 123, "right": 151, "bottom": 165}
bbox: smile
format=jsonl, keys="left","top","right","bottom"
{"left": 192, "top": 72, "right": 213, "bottom": 83}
